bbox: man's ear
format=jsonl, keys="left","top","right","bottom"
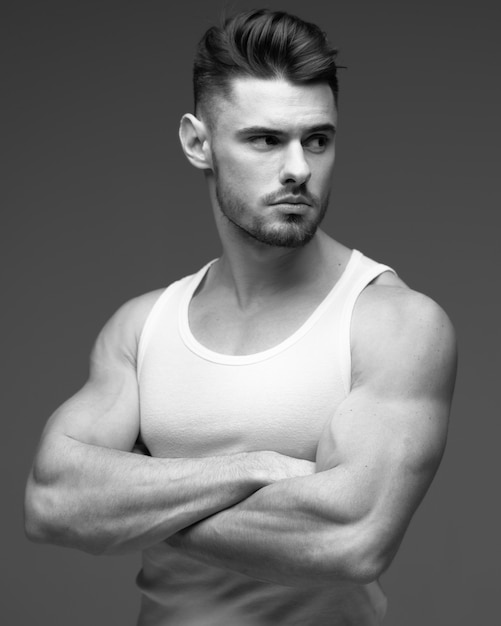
{"left": 179, "top": 114, "right": 213, "bottom": 170}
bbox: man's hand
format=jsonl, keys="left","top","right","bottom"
{"left": 253, "top": 451, "right": 315, "bottom": 484}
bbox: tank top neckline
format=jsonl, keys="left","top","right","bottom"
{"left": 178, "top": 249, "right": 362, "bottom": 365}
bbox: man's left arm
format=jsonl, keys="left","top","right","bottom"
{"left": 167, "top": 287, "right": 457, "bottom": 586}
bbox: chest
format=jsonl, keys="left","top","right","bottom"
{"left": 138, "top": 313, "right": 348, "bottom": 461}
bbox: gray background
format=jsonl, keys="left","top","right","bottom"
{"left": 3, "top": 0, "right": 499, "bottom": 624}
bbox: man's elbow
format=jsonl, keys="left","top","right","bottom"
{"left": 312, "top": 528, "right": 396, "bottom": 585}
{"left": 341, "top": 549, "right": 390, "bottom": 584}
{"left": 24, "top": 474, "right": 62, "bottom": 545}
{"left": 24, "top": 473, "right": 104, "bottom": 555}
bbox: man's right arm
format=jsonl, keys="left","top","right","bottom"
{"left": 24, "top": 294, "right": 314, "bottom": 556}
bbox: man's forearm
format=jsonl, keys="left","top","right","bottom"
{"left": 166, "top": 470, "right": 362, "bottom": 587}
{"left": 25, "top": 434, "right": 312, "bottom": 555}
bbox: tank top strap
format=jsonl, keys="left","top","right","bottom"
{"left": 136, "top": 260, "right": 217, "bottom": 379}
{"left": 335, "top": 250, "right": 396, "bottom": 394}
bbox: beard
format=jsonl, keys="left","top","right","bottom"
{"left": 214, "top": 174, "right": 329, "bottom": 249}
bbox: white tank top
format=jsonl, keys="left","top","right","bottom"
{"left": 136, "top": 249, "right": 395, "bottom": 626}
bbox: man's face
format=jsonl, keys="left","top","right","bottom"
{"left": 206, "top": 77, "right": 337, "bottom": 248}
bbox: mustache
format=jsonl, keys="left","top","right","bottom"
{"left": 262, "top": 189, "right": 321, "bottom": 207}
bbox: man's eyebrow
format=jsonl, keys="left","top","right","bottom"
{"left": 236, "top": 124, "right": 336, "bottom": 137}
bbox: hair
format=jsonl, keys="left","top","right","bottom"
{"left": 193, "top": 9, "right": 340, "bottom": 120}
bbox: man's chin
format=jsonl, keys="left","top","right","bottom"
{"left": 247, "top": 222, "right": 318, "bottom": 248}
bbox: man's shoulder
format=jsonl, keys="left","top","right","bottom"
{"left": 356, "top": 278, "right": 452, "bottom": 333}
{"left": 91, "top": 289, "right": 166, "bottom": 369}
{"left": 351, "top": 279, "right": 457, "bottom": 386}
{"left": 102, "top": 263, "right": 213, "bottom": 350}
{"left": 112, "top": 289, "right": 166, "bottom": 331}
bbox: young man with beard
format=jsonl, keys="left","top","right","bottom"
{"left": 25, "top": 9, "right": 457, "bottom": 625}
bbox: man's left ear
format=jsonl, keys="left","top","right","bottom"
{"left": 179, "top": 114, "right": 213, "bottom": 170}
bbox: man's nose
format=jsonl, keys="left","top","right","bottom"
{"left": 279, "top": 143, "right": 311, "bottom": 186}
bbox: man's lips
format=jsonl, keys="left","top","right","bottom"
{"left": 270, "top": 196, "right": 312, "bottom": 206}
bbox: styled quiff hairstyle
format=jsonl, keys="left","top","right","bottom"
{"left": 193, "top": 9, "right": 340, "bottom": 118}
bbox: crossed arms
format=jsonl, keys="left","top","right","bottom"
{"left": 24, "top": 283, "right": 457, "bottom": 586}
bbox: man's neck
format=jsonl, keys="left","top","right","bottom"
{"left": 208, "top": 230, "right": 345, "bottom": 309}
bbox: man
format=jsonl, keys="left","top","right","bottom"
{"left": 24, "top": 9, "right": 457, "bottom": 626}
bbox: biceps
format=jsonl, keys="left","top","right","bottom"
{"left": 315, "top": 391, "right": 449, "bottom": 528}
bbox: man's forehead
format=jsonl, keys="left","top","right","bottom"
{"left": 213, "top": 77, "right": 337, "bottom": 132}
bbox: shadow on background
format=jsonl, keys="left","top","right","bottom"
{"left": 3, "top": 1, "right": 499, "bottom": 624}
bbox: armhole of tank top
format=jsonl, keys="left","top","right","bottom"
{"left": 338, "top": 263, "right": 396, "bottom": 396}
{"left": 136, "top": 281, "right": 181, "bottom": 381}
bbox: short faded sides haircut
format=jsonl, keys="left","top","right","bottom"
{"left": 193, "top": 9, "right": 340, "bottom": 117}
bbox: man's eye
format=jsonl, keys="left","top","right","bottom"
{"left": 305, "top": 135, "right": 330, "bottom": 152}
{"left": 249, "top": 136, "right": 280, "bottom": 149}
